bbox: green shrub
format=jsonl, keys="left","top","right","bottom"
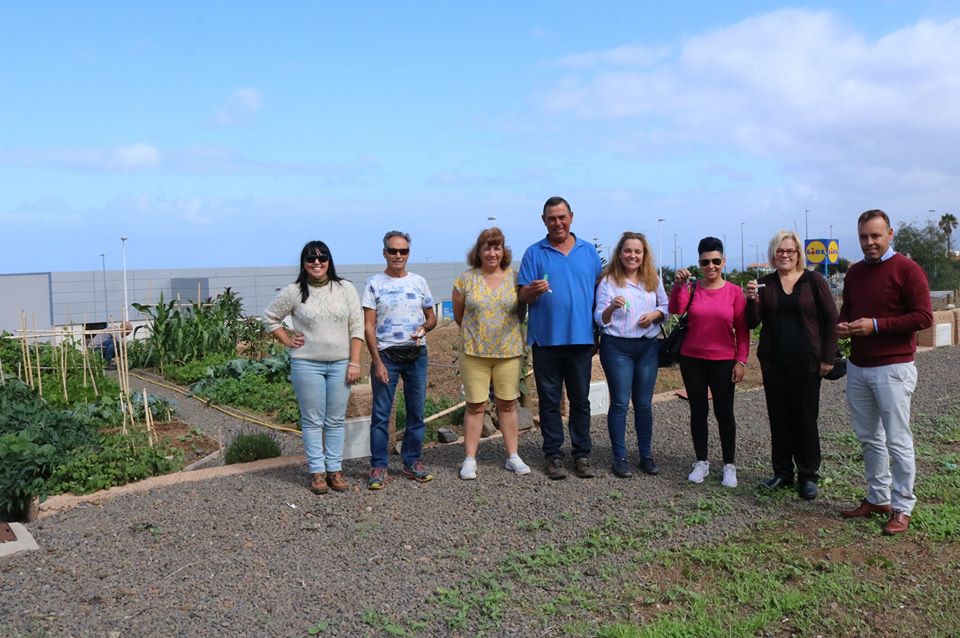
{"left": 224, "top": 432, "right": 282, "bottom": 464}
{"left": 194, "top": 374, "right": 299, "bottom": 422}
{"left": 164, "top": 353, "right": 235, "bottom": 384}
{"left": 47, "top": 431, "right": 183, "bottom": 495}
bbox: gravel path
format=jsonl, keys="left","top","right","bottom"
{"left": 3, "top": 347, "right": 959, "bottom": 637}
{"left": 127, "top": 371, "right": 305, "bottom": 458}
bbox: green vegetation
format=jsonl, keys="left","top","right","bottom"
{"left": 164, "top": 352, "right": 235, "bottom": 384}
{"left": 0, "top": 380, "right": 182, "bottom": 519}
{"left": 340, "top": 405, "right": 960, "bottom": 637}
{"left": 129, "top": 289, "right": 252, "bottom": 370}
{"left": 224, "top": 432, "right": 282, "bottom": 465}
{"left": 895, "top": 218, "right": 960, "bottom": 290}
{"left": 189, "top": 351, "right": 300, "bottom": 423}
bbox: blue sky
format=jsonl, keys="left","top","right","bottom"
{"left": 2, "top": 1, "right": 959, "bottom": 273}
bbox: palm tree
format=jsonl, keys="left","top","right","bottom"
{"left": 939, "top": 213, "right": 958, "bottom": 257}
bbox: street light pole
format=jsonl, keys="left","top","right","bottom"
{"left": 722, "top": 234, "right": 727, "bottom": 273}
{"left": 804, "top": 209, "right": 809, "bottom": 244}
{"left": 99, "top": 252, "right": 107, "bottom": 322}
{"left": 673, "top": 233, "right": 678, "bottom": 270}
{"left": 120, "top": 236, "right": 129, "bottom": 324}
{"left": 657, "top": 218, "right": 664, "bottom": 279}
{"left": 740, "top": 222, "right": 745, "bottom": 273}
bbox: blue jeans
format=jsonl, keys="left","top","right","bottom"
{"left": 290, "top": 358, "right": 351, "bottom": 473}
{"left": 599, "top": 335, "right": 659, "bottom": 460}
{"left": 532, "top": 344, "right": 593, "bottom": 459}
{"left": 370, "top": 349, "right": 428, "bottom": 468}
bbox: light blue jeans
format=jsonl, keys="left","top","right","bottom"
{"left": 291, "top": 358, "right": 351, "bottom": 473}
{"left": 846, "top": 361, "right": 918, "bottom": 515}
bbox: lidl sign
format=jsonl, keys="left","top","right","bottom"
{"left": 805, "top": 239, "right": 840, "bottom": 265}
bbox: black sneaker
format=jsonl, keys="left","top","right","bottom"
{"left": 544, "top": 457, "right": 567, "bottom": 480}
{"left": 611, "top": 458, "right": 633, "bottom": 478}
{"left": 573, "top": 457, "right": 596, "bottom": 479}
{"left": 638, "top": 457, "right": 660, "bottom": 476}
{"left": 797, "top": 480, "right": 818, "bottom": 500}
{"left": 759, "top": 476, "right": 793, "bottom": 490}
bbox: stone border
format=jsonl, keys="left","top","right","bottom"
{"left": 39, "top": 455, "right": 303, "bottom": 519}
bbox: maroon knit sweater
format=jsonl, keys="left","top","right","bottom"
{"left": 839, "top": 253, "right": 933, "bottom": 367}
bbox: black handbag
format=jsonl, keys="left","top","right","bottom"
{"left": 809, "top": 275, "right": 846, "bottom": 380}
{"left": 381, "top": 344, "right": 423, "bottom": 363}
{"left": 658, "top": 282, "right": 696, "bottom": 368}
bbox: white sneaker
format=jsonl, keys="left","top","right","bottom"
{"left": 721, "top": 464, "right": 738, "bottom": 488}
{"left": 504, "top": 455, "right": 531, "bottom": 475}
{"left": 460, "top": 457, "right": 477, "bottom": 480}
{"left": 688, "top": 460, "right": 710, "bottom": 484}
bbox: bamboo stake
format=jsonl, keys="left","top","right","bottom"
{"left": 142, "top": 388, "right": 154, "bottom": 446}
{"left": 0, "top": 356, "right": 5, "bottom": 386}
{"left": 20, "top": 313, "right": 32, "bottom": 389}
{"left": 81, "top": 317, "right": 88, "bottom": 388}
{"left": 60, "top": 340, "right": 68, "bottom": 403}
{"left": 33, "top": 313, "right": 43, "bottom": 398}
{"left": 86, "top": 347, "right": 99, "bottom": 397}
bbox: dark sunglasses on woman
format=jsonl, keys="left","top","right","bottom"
{"left": 699, "top": 257, "right": 723, "bottom": 267}
{"left": 305, "top": 254, "right": 330, "bottom": 263}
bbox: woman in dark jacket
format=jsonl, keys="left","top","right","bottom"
{"left": 746, "top": 230, "right": 838, "bottom": 501}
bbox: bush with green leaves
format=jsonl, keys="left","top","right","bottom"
{"left": 47, "top": 431, "right": 183, "bottom": 495}
{"left": 0, "top": 379, "right": 182, "bottom": 519}
{"left": 164, "top": 353, "right": 235, "bottom": 385}
{"left": 189, "top": 351, "right": 300, "bottom": 423}
{"left": 224, "top": 432, "right": 282, "bottom": 464}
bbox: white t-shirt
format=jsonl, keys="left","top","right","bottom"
{"left": 361, "top": 272, "right": 434, "bottom": 350}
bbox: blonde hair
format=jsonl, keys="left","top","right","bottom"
{"left": 767, "top": 230, "right": 806, "bottom": 272}
{"left": 601, "top": 232, "right": 660, "bottom": 292}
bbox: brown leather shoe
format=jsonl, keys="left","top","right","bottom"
{"left": 883, "top": 510, "right": 911, "bottom": 535}
{"left": 840, "top": 498, "right": 892, "bottom": 518}
{"left": 310, "top": 472, "right": 329, "bottom": 494}
{"left": 573, "top": 457, "right": 596, "bottom": 479}
{"left": 544, "top": 457, "right": 567, "bottom": 480}
{"left": 326, "top": 471, "right": 349, "bottom": 492}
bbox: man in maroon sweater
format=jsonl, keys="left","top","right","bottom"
{"left": 837, "top": 209, "right": 933, "bottom": 535}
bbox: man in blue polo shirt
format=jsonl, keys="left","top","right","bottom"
{"left": 518, "top": 196, "right": 603, "bottom": 479}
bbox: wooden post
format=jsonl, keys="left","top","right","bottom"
{"left": 60, "top": 340, "right": 68, "bottom": 403}
{"left": 0, "top": 356, "right": 5, "bottom": 386}
{"left": 33, "top": 313, "right": 43, "bottom": 398}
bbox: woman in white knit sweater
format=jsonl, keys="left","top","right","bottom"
{"left": 263, "top": 241, "right": 364, "bottom": 494}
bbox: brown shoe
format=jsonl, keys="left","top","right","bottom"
{"left": 326, "top": 471, "right": 349, "bottom": 492}
{"left": 840, "top": 498, "right": 892, "bottom": 518}
{"left": 882, "top": 510, "right": 911, "bottom": 535}
{"left": 573, "top": 457, "right": 596, "bottom": 479}
{"left": 544, "top": 457, "right": 567, "bottom": 480}
{"left": 309, "top": 472, "right": 329, "bottom": 494}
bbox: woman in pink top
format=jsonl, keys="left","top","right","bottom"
{"left": 669, "top": 236, "right": 749, "bottom": 488}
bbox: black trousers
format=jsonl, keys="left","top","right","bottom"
{"left": 679, "top": 356, "right": 737, "bottom": 464}
{"left": 761, "top": 364, "right": 822, "bottom": 482}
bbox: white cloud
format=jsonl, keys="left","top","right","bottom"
{"left": 109, "top": 143, "right": 162, "bottom": 169}
{"left": 214, "top": 87, "right": 265, "bottom": 126}
{"left": 0, "top": 143, "right": 162, "bottom": 171}
{"left": 541, "top": 9, "right": 960, "bottom": 178}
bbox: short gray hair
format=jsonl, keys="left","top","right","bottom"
{"left": 382, "top": 230, "right": 412, "bottom": 250}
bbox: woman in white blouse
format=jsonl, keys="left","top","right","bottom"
{"left": 595, "top": 232, "right": 669, "bottom": 478}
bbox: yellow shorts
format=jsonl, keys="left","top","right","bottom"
{"left": 459, "top": 354, "right": 522, "bottom": 404}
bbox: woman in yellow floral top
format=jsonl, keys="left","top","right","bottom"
{"left": 452, "top": 227, "right": 530, "bottom": 480}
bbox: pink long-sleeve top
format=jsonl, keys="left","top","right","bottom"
{"left": 668, "top": 280, "right": 749, "bottom": 362}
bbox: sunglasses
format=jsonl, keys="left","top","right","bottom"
{"left": 386, "top": 248, "right": 410, "bottom": 256}
{"left": 699, "top": 258, "right": 723, "bottom": 267}
{"left": 304, "top": 254, "right": 330, "bottom": 264}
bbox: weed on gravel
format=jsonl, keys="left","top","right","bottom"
{"left": 352, "top": 406, "right": 960, "bottom": 637}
